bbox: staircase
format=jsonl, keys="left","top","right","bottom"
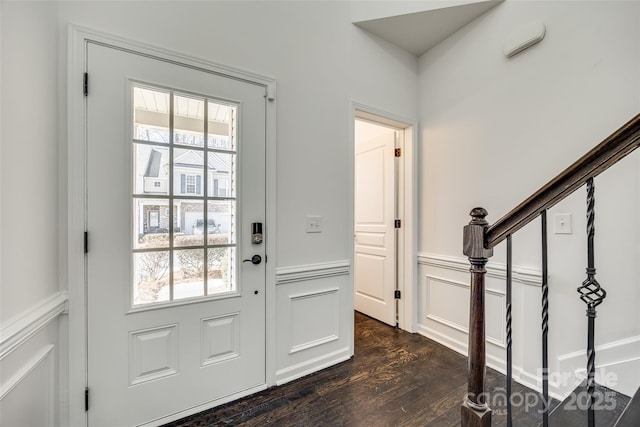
{"left": 542, "top": 382, "right": 630, "bottom": 427}
{"left": 615, "top": 387, "right": 640, "bottom": 427}
{"left": 459, "top": 114, "right": 640, "bottom": 427}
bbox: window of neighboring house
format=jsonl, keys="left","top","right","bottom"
{"left": 181, "top": 174, "right": 201, "bottom": 195}
{"left": 186, "top": 175, "right": 196, "bottom": 194}
{"left": 154, "top": 181, "right": 161, "bottom": 188}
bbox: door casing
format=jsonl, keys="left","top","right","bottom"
{"left": 67, "top": 26, "right": 277, "bottom": 427}
{"left": 350, "top": 103, "right": 417, "bottom": 334}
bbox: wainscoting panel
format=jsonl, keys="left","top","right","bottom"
{"left": 275, "top": 261, "right": 351, "bottom": 385}
{"left": 0, "top": 292, "right": 65, "bottom": 427}
{"left": 417, "top": 253, "right": 543, "bottom": 395}
{"left": 422, "top": 275, "right": 505, "bottom": 348}
{"left": 0, "top": 345, "right": 54, "bottom": 427}
{"left": 289, "top": 289, "right": 339, "bottom": 354}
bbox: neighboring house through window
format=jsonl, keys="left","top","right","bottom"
{"left": 181, "top": 174, "right": 201, "bottom": 195}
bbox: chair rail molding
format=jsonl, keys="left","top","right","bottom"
{"left": 276, "top": 260, "right": 350, "bottom": 285}
{"left": 0, "top": 292, "right": 68, "bottom": 359}
{"left": 417, "top": 252, "right": 542, "bottom": 287}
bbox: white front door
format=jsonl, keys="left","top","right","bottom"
{"left": 86, "top": 43, "right": 266, "bottom": 426}
{"left": 354, "top": 125, "right": 397, "bottom": 326}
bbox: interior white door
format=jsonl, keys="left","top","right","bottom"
{"left": 354, "top": 129, "right": 396, "bottom": 326}
{"left": 86, "top": 43, "right": 266, "bottom": 426}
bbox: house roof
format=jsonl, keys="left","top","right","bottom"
{"left": 145, "top": 149, "right": 163, "bottom": 178}
{"left": 144, "top": 148, "right": 230, "bottom": 177}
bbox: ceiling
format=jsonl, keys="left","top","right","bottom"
{"left": 352, "top": 0, "right": 503, "bottom": 56}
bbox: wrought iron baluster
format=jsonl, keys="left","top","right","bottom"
{"left": 541, "top": 211, "right": 549, "bottom": 427}
{"left": 506, "top": 234, "right": 513, "bottom": 427}
{"left": 577, "top": 177, "right": 607, "bottom": 427}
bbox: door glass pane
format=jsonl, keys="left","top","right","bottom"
{"left": 207, "top": 101, "right": 236, "bottom": 151}
{"left": 174, "top": 199, "right": 205, "bottom": 247}
{"left": 174, "top": 148, "right": 204, "bottom": 196}
{"left": 133, "top": 251, "right": 170, "bottom": 305}
{"left": 207, "top": 152, "right": 235, "bottom": 198}
{"left": 131, "top": 84, "right": 239, "bottom": 308}
{"left": 133, "top": 86, "right": 170, "bottom": 144}
{"left": 173, "top": 249, "right": 205, "bottom": 300}
{"left": 207, "top": 247, "right": 236, "bottom": 294}
{"left": 134, "top": 198, "right": 170, "bottom": 249}
{"left": 174, "top": 95, "right": 205, "bottom": 147}
{"left": 208, "top": 200, "right": 235, "bottom": 245}
{"left": 134, "top": 144, "right": 169, "bottom": 195}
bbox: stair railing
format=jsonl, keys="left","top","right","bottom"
{"left": 460, "top": 114, "right": 640, "bottom": 427}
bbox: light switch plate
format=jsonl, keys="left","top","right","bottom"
{"left": 306, "top": 216, "right": 322, "bottom": 233}
{"left": 554, "top": 213, "right": 572, "bottom": 234}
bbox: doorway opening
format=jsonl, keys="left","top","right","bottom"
{"left": 352, "top": 106, "right": 416, "bottom": 333}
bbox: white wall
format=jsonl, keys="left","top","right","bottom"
{"left": 418, "top": 0, "right": 640, "bottom": 398}
{"left": 1, "top": 1, "right": 418, "bottom": 425}
{"left": 54, "top": 0, "right": 418, "bottom": 263}
{"left": 1, "top": 3, "right": 67, "bottom": 426}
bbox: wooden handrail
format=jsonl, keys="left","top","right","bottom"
{"left": 485, "top": 114, "right": 640, "bottom": 249}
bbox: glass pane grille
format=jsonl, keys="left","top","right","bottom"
{"left": 132, "top": 85, "right": 238, "bottom": 307}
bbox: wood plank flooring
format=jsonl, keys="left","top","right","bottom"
{"left": 544, "top": 382, "right": 630, "bottom": 427}
{"left": 163, "top": 312, "right": 560, "bottom": 426}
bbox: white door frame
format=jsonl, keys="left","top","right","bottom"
{"left": 67, "top": 25, "right": 277, "bottom": 426}
{"left": 349, "top": 102, "right": 417, "bottom": 333}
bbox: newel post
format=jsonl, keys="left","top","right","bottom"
{"left": 461, "top": 208, "right": 493, "bottom": 427}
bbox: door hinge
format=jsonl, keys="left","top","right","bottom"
{"left": 394, "top": 219, "right": 401, "bottom": 229}
{"left": 85, "top": 387, "right": 89, "bottom": 411}
{"left": 394, "top": 290, "right": 401, "bottom": 299}
{"left": 83, "top": 72, "right": 88, "bottom": 97}
{"left": 84, "top": 231, "right": 88, "bottom": 254}
{"left": 394, "top": 148, "right": 401, "bottom": 157}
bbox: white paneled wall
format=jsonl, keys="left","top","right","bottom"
{"left": 0, "top": 293, "right": 67, "bottom": 427}
{"left": 417, "top": 253, "right": 640, "bottom": 400}
{"left": 275, "top": 261, "right": 351, "bottom": 385}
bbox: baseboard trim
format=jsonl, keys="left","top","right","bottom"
{"left": 276, "top": 260, "right": 350, "bottom": 285}
{"left": 417, "top": 324, "right": 467, "bottom": 357}
{"left": 275, "top": 346, "right": 351, "bottom": 385}
{"left": 417, "top": 323, "right": 566, "bottom": 401}
{"left": 557, "top": 335, "right": 640, "bottom": 397}
{"left": 0, "top": 292, "right": 68, "bottom": 359}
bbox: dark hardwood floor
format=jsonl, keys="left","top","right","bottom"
{"left": 163, "top": 312, "right": 563, "bottom": 426}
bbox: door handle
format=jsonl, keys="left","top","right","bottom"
{"left": 243, "top": 255, "right": 262, "bottom": 265}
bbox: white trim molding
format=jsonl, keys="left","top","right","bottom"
{"left": 557, "top": 335, "right": 640, "bottom": 398}
{"left": 422, "top": 274, "right": 505, "bottom": 347}
{"left": 288, "top": 287, "right": 340, "bottom": 354}
{"left": 0, "top": 344, "right": 54, "bottom": 400}
{"left": 417, "top": 252, "right": 542, "bottom": 287}
{"left": 276, "top": 260, "right": 350, "bottom": 285}
{"left": 275, "top": 347, "right": 351, "bottom": 386}
{"left": 0, "top": 292, "right": 68, "bottom": 360}
{"left": 350, "top": 102, "right": 418, "bottom": 334}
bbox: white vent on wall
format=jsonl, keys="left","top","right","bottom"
{"left": 504, "top": 22, "right": 546, "bottom": 58}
